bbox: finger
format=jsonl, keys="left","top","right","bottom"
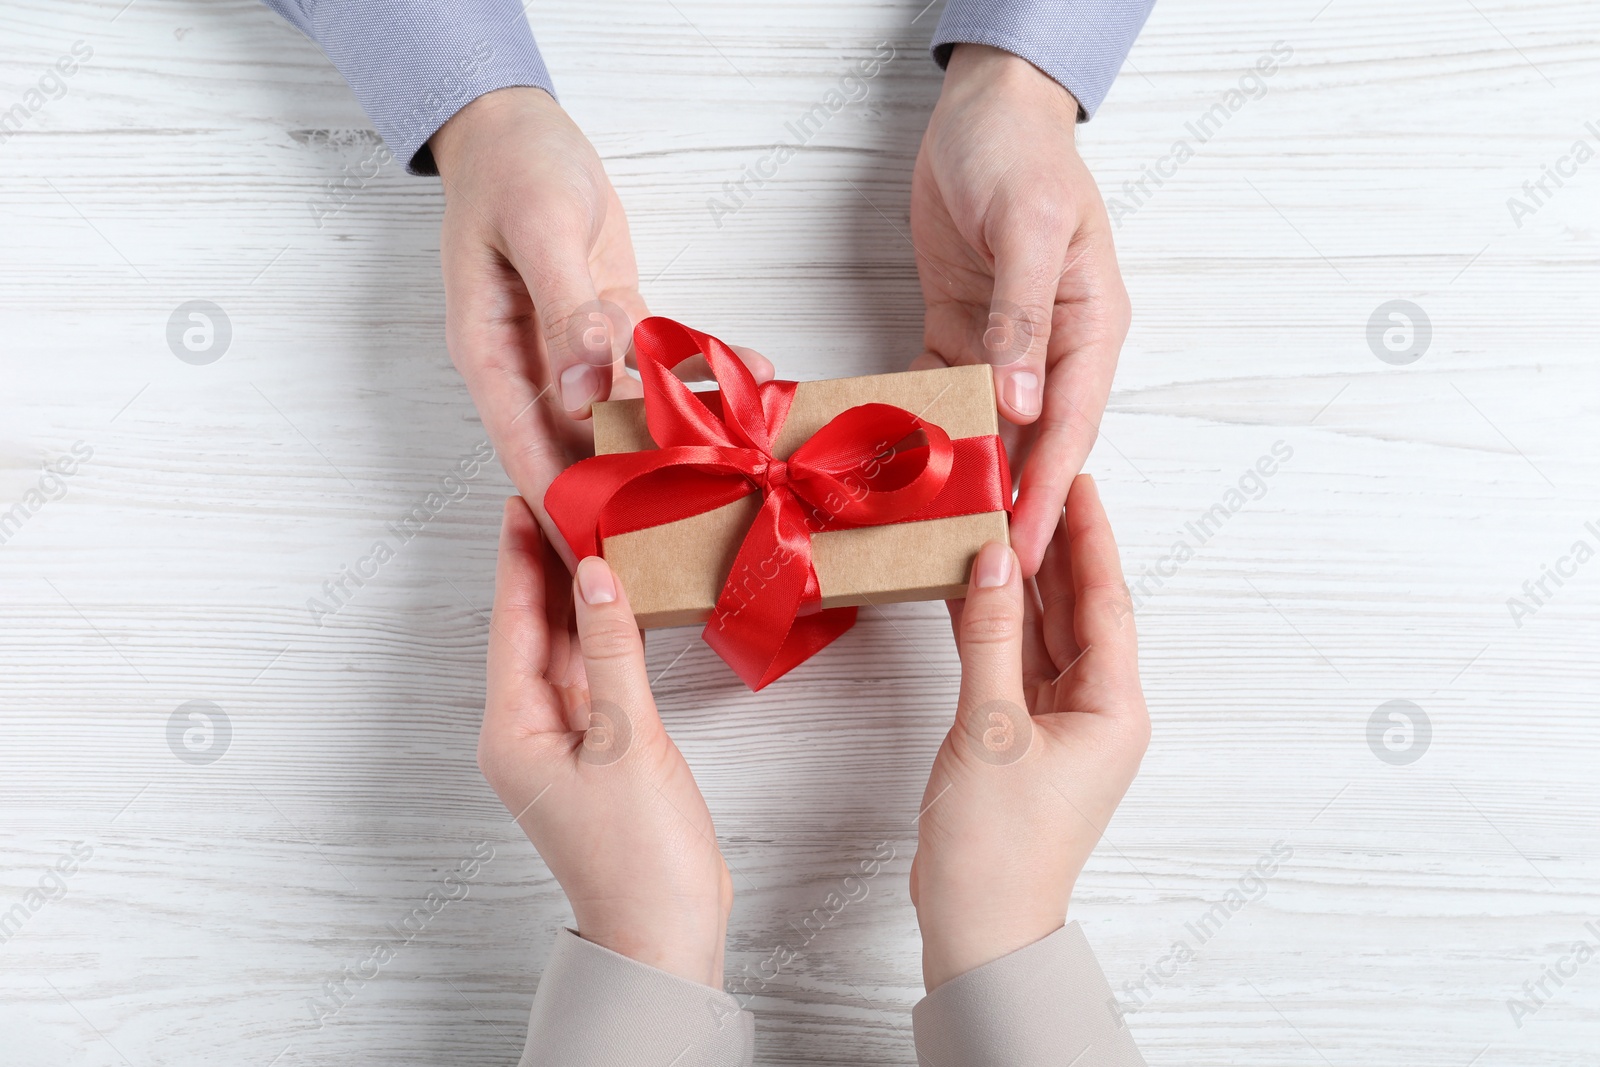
{"left": 442, "top": 232, "right": 579, "bottom": 566}
{"left": 729, "top": 345, "right": 776, "bottom": 383}
{"left": 1007, "top": 359, "right": 1108, "bottom": 577}
{"left": 608, "top": 374, "right": 644, "bottom": 401}
{"left": 1063, "top": 475, "right": 1137, "bottom": 666}
{"left": 484, "top": 497, "right": 565, "bottom": 736}
{"left": 954, "top": 540, "right": 1027, "bottom": 716}
{"left": 571, "top": 555, "right": 659, "bottom": 741}
{"left": 1019, "top": 574, "right": 1054, "bottom": 696}
{"left": 1008, "top": 227, "right": 1128, "bottom": 577}
{"left": 501, "top": 233, "right": 616, "bottom": 419}
{"left": 984, "top": 204, "right": 1071, "bottom": 425}
{"left": 1035, "top": 509, "right": 1081, "bottom": 668}
{"left": 537, "top": 530, "right": 589, "bottom": 699}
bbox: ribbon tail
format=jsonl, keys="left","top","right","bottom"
{"left": 748, "top": 606, "right": 857, "bottom": 690}
{"left": 701, "top": 488, "right": 853, "bottom": 690}
{"left": 706, "top": 602, "right": 856, "bottom": 692}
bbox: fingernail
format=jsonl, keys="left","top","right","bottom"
{"left": 560, "top": 364, "right": 602, "bottom": 413}
{"left": 1005, "top": 371, "right": 1041, "bottom": 418}
{"left": 576, "top": 556, "right": 616, "bottom": 604}
{"left": 974, "top": 542, "right": 1013, "bottom": 589}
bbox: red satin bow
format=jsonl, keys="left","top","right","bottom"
{"left": 545, "top": 317, "right": 1010, "bottom": 690}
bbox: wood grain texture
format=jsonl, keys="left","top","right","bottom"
{"left": 2, "top": 0, "right": 1599, "bottom": 1064}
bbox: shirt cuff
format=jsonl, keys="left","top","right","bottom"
{"left": 912, "top": 922, "right": 1146, "bottom": 1067}
{"left": 269, "top": 0, "right": 556, "bottom": 175}
{"left": 930, "top": 0, "right": 1156, "bottom": 118}
{"left": 520, "top": 929, "right": 755, "bottom": 1067}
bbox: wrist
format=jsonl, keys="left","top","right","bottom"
{"left": 577, "top": 925, "right": 725, "bottom": 988}
{"left": 429, "top": 85, "right": 558, "bottom": 183}
{"left": 918, "top": 908, "right": 1067, "bottom": 992}
{"left": 573, "top": 889, "right": 730, "bottom": 988}
{"left": 941, "top": 44, "right": 1080, "bottom": 127}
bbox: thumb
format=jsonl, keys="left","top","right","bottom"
{"left": 953, "top": 541, "right": 1032, "bottom": 766}
{"left": 507, "top": 237, "right": 624, "bottom": 419}
{"left": 571, "top": 556, "right": 658, "bottom": 764}
{"left": 984, "top": 227, "right": 1066, "bottom": 425}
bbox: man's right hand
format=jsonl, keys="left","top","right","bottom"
{"left": 431, "top": 87, "right": 772, "bottom": 566}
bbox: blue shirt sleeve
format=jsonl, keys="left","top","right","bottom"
{"left": 930, "top": 0, "right": 1156, "bottom": 118}
{"left": 259, "top": 0, "right": 556, "bottom": 174}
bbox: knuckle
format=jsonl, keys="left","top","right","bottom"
{"left": 1081, "top": 578, "right": 1134, "bottom": 617}
{"left": 451, "top": 338, "right": 524, "bottom": 388}
{"left": 962, "top": 606, "right": 1020, "bottom": 643}
{"left": 538, "top": 302, "right": 587, "bottom": 345}
{"left": 1014, "top": 189, "right": 1070, "bottom": 235}
{"left": 1037, "top": 404, "right": 1091, "bottom": 440}
{"left": 501, "top": 207, "right": 584, "bottom": 264}
{"left": 513, "top": 435, "right": 561, "bottom": 472}
{"left": 1041, "top": 586, "right": 1075, "bottom": 618}
{"left": 468, "top": 347, "right": 514, "bottom": 380}
{"left": 580, "top": 616, "right": 641, "bottom": 661}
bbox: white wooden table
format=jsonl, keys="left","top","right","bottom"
{"left": 4, "top": 1, "right": 1598, "bottom": 1063}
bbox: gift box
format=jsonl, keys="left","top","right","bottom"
{"left": 546, "top": 318, "right": 1011, "bottom": 689}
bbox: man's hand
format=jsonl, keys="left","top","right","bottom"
{"left": 433, "top": 88, "right": 643, "bottom": 565}
{"left": 477, "top": 497, "right": 732, "bottom": 986}
{"left": 910, "top": 476, "right": 1149, "bottom": 991}
{"left": 431, "top": 88, "right": 772, "bottom": 566}
{"left": 910, "top": 45, "right": 1131, "bottom": 576}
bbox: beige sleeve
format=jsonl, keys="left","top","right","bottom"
{"left": 912, "top": 922, "right": 1145, "bottom": 1067}
{"left": 519, "top": 929, "right": 755, "bottom": 1067}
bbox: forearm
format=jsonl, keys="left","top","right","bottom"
{"left": 930, "top": 0, "right": 1157, "bottom": 118}
{"left": 258, "top": 0, "right": 555, "bottom": 173}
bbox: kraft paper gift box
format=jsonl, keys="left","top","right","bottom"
{"left": 589, "top": 363, "right": 1011, "bottom": 629}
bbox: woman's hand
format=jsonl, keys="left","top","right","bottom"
{"left": 910, "top": 45, "right": 1131, "bottom": 577}
{"left": 477, "top": 496, "right": 732, "bottom": 986}
{"left": 910, "top": 474, "right": 1149, "bottom": 991}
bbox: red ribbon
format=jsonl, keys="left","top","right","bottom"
{"left": 545, "top": 317, "right": 1010, "bottom": 690}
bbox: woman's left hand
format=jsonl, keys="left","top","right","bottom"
{"left": 477, "top": 497, "right": 732, "bottom": 986}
